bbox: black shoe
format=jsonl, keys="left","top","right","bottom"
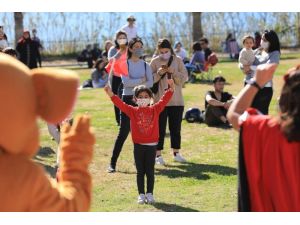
{"left": 220, "top": 121, "right": 232, "bottom": 129}
{"left": 107, "top": 165, "right": 116, "bottom": 173}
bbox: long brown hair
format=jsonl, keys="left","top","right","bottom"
{"left": 279, "top": 64, "right": 300, "bottom": 142}
{"left": 156, "top": 38, "right": 175, "bottom": 56}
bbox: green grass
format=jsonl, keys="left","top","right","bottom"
{"left": 36, "top": 53, "right": 298, "bottom": 212}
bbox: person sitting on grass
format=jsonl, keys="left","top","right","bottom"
{"left": 104, "top": 79, "right": 175, "bottom": 204}
{"left": 204, "top": 76, "right": 234, "bottom": 127}
{"left": 199, "top": 37, "right": 213, "bottom": 61}
{"left": 185, "top": 41, "right": 205, "bottom": 83}
{"left": 91, "top": 58, "right": 108, "bottom": 88}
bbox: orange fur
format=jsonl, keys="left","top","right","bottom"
{"left": 0, "top": 53, "right": 95, "bottom": 211}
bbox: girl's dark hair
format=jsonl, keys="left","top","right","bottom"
{"left": 157, "top": 38, "right": 175, "bottom": 55}
{"left": 263, "top": 30, "right": 281, "bottom": 53}
{"left": 279, "top": 64, "right": 300, "bottom": 142}
{"left": 192, "top": 41, "right": 202, "bottom": 52}
{"left": 226, "top": 33, "right": 233, "bottom": 41}
{"left": 93, "top": 58, "right": 106, "bottom": 70}
{"left": 114, "top": 30, "right": 128, "bottom": 49}
{"left": 127, "top": 37, "right": 143, "bottom": 59}
{"left": 133, "top": 85, "right": 153, "bottom": 99}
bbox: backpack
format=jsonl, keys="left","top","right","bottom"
{"left": 82, "top": 79, "right": 93, "bottom": 88}
{"left": 184, "top": 107, "right": 203, "bottom": 123}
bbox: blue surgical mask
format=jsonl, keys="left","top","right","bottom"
{"left": 133, "top": 48, "right": 144, "bottom": 57}
{"left": 159, "top": 51, "right": 171, "bottom": 60}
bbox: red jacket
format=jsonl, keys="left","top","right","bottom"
{"left": 239, "top": 108, "right": 300, "bottom": 211}
{"left": 111, "top": 89, "right": 173, "bottom": 144}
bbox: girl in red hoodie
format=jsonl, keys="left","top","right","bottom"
{"left": 104, "top": 79, "right": 174, "bottom": 204}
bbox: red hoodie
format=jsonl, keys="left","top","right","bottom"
{"left": 111, "top": 89, "right": 173, "bottom": 144}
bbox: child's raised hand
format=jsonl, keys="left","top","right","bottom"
{"left": 104, "top": 85, "right": 114, "bottom": 97}
{"left": 167, "top": 78, "right": 175, "bottom": 92}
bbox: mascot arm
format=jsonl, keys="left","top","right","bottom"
{"left": 30, "top": 115, "right": 95, "bottom": 211}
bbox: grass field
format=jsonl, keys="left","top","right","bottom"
{"left": 36, "top": 54, "right": 299, "bottom": 212}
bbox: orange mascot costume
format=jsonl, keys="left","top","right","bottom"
{"left": 0, "top": 53, "right": 95, "bottom": 211}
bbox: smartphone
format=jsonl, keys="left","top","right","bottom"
{"left": 167, "top": 73, "right": 172, "bottom": 79}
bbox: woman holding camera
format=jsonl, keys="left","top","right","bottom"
{"left": 150, "top": 38, "right": 188, "bottom": 165}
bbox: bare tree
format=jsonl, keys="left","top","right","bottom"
{"left": 14, "top": 12, "right": 24, "bottom": 46}
{"left": 192, "top": 12, "right": 203, "bottom": 42}
{"left": 297, "top": 13, "right": 300, "bottom": 47}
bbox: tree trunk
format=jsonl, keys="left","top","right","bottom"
{"left": 297, "top": 12, "right": 300, "bottom": 47}
{"left": 192, "top": 12, "right": 203, "bottom": 42}
{"left": 14, "top": 12, "right": 24, "bottom": 47}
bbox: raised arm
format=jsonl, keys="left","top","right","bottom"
{"left": 104, "top": 85, "right": 133, "bottom": 117}
{"left": 227, "top": 64, "right": 277, "bottom": 130}
{"left": 154, "top": 79, "right": 175, "bottom": 113}
{"left": 29, "top": 115, "right": 95, "bottom": 211}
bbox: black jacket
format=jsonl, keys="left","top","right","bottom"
{"left": 16, "top": 39, "right": 41, "bottom": 69}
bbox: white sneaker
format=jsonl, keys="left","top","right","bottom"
{"left": 137, "top": 194, "right": 146, "bottom": 204}
{"left": 174, "top": 153, "right": 187, "bottom": 163}
{"left": 145, "top": 193, "right": 155, "bottom": 204}
{"left": 155, "top": 156, "right": 165, "bottom": 165}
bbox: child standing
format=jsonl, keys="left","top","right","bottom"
{"left": 104, "top": 79, "right": 174, "bottom": 204}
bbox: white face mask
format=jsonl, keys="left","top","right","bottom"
{"left": 159, "top": 51, "right": 171, "bottom": 60}
{"left": 117, "top": 38, "right": 127, "bottom": 45}
{"left": 136, "top": 98, "right": 151, "bottom": 107}
{"left": 260, "top": 40, "right": 269, "bottom": 50}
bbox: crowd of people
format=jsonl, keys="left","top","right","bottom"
{"left": 3, "top": 15, "right": 300, "bottom": 212}
{"left": 1, "top": 26, "right": 43, "bottom": 69}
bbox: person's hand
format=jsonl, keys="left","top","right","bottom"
{"left": 59, "top": 114, "right": 95, "bottom": 176}
{"left": 223, "top": 102, "right": 231, "bottom": 110}
{"left": 158, "top": 67, "right": 168, "bottom": 76}
{"left": 167, "top": 67, "right": 175, "bottom": 74}
{"left": 242, "top": 65, "right": 251, "bottom": 75}
{"left": 167, "top": 78, "right": 175, "bottom": 91}
{"left": 254, "top": 63, "right": 278, "bottom": 88}
{"left": 104, "top": 85, "right": 114, "bottom": 97}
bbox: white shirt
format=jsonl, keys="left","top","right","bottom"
{"left": 239, "top": 48, "right": 255, "bottom": 66}
{"left": 121, "top": 24, "right": 137, "bottom": 41}
{"left": 0, "top": 39, "right": 8, "bottom": 50}
{"left": 175, "top": 48, "right": 187, "bottom": 60}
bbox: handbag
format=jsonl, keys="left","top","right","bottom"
{"left": 151, "top": 56, "right": 173, "bottom": 94}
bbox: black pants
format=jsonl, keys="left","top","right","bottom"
{"left": 251, "top": 87, "right": 273, "bottom": 115}
{"left": 111, "top": 76, "right": 122, "bottom": 125}
{"left": 157, "top": 106, "right": 184, "bottom": 151}
{"left": 204, "top": 105, "right": 227, "bottom": 126}
{"left": 110, "top": 95, "right": 134, "bottom": 168}
{"left": 134, "top": 144, "right": 156, "bottom": 194}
